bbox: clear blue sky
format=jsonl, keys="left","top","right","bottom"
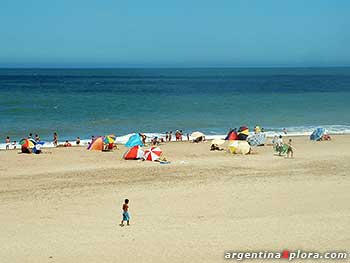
{"left": 1, "top": 0, "right": 349, "bottom": 67}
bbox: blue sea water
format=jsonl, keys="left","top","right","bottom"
{"left": 0, "top": 67, "right": 350, "bottom": 144}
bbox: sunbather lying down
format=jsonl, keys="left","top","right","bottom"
{"left": 210, "top": 144, "right": 224, "bottom": 151}
{"left": 155, "top": 154, "right": 170, "bottom": 164}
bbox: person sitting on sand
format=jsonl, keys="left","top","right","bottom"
{"left": 120, "top": 199, "right": 130, "bottom": 227}
{"left": 322, "top": 134, "right": 331, "bottom": 141}
{"left": 64, "top": 140, "right": 72, "bottom": 147}
{"left": 76, "top": 137, "right": 80, "bottom": 145}
{"left": 151, "top": 136, "right": 160, "bottom": 146}
{"left": 287, "top": 139, "right": 295, "bottom": 158}
{"left": 21, "top": 145, "right": 31, "bottom": 154}
{"left": 193, "top": 136, "right": 205, "bottom": 143}
{"left": 12, "top": 141, "right": 17, "bottom": 150}
{"left": 33, "top": 143, "right": 42, "bottom": 154}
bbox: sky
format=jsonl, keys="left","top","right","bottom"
{"left": 0, "top": 0, "right": 349, "bottom": 68}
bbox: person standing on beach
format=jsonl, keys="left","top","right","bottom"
{"left": 35, "top": 134, "right": 40, "bottom": 142}
{"left": 277, "top": 135, "right": 284, "bottom": 156}
{"left": 76, "top": 137, "right": 80, "bottom": 145}
{"left": 175, "top": 130, "right": 180, "bottom": 141}
{"left": 165, "top": 132, "right": 169, "bottom": 142}
{"left": 5, "top": 136, "right": 10, "bottom": 150}
{"left": 169, "top": 131, "right": 172, "bottom": 142}
{"left": 53, "top": 132, "right": 58, "bottom": 147}
{"left": 28, "top": 133, "right": 33, "bottom": 139}
{"left": 287, "top": 139, "right": 295, "bottom": 158}
{"left": 120, "top": 199, "right": 130, "bottom": 227}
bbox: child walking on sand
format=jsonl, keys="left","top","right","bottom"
{"left": 120, "top": 199, "right": 130, "bottom": 227}
{"left": 287, "top": 139, "right": 295, "bottom": 158}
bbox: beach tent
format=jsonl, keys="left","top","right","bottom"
{"left": 237, "top": 126, "right": 249, "bottom": 140}
{"left": 247, "top": 133, "right": 266, "bottom": 146}
{"left": 125, "top": 134, "right": 144, "bottom": 147}
{"left": 88, "top": 137, "right": 104, "bottom": 151}
{"left": 123, "top": 145, "right": 144, "bottom": 160}
{"left": 310, "top": 128, "right": 325, "bottom": 141}
{"left": 143, "top": 146, "right": 162, "bottom": 161}
{"left": 225, "top": 130, "right": 238, "bottom": 140}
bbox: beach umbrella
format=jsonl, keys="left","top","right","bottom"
{"left": 237, "top": 126, "right": 249, "bottom": 140}
{"left": 87, "top": 136, "right": 104, "bottom": 151}
{"left": 123, "top": 145, "right": 144, "bottom": 160}
{"left": 225, "top": 130, "right": 238, "bottom": 140}
{"left": 310, "top": 128, "right": 325, "bottom": 141}
{"left": 247, "top": 133, "right": 266, "bottom": 146}
{"left": 103, "top": 134, "right": 116, "bottom": 144}
{"left": 143, "top": 146, "right": 162, "bottom": 161}
{"left": 211, "top": 138, "right": 225, "bottom": 145}
{"left": 191, "top": 131, "right": 205, "bottom": 139}
{"left": 125, "top": 134, "right": 144, "bottom": 147}
{"left": 19, "top": 138, "right": 36, "bottom": 148}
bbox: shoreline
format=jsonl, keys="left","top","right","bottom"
{"left": 0, "top": 130, "right": 348, "bottom": 150}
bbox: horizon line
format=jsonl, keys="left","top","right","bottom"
{"left": 1, "top": 65, "right": 350, "bottom": 70}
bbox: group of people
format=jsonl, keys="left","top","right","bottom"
{"left": 272, "top": 135, "right": 294, "bottom": 158}
{"left": 164, "top": 130, "right": 190, "bottom": 142}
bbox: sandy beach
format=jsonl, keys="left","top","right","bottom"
{"left": 0, "top": 135, "right": 349, "bottom": 263}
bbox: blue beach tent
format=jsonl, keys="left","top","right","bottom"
{"left": 125, "top": 134, "right": 144, "bottom": 147}
{"left": 310, "top": 128, "right": 325, "bottom": 141}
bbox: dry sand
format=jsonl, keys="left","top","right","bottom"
{"left": 0, "top": 135, "right": 349, "bottom": 262}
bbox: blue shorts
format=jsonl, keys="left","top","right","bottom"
{"left": 122, "top": 211, "right": 130, "bottom": 221}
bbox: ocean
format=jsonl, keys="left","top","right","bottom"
{"left": 1, "top": 67, "right": 350, "bottom": 146}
